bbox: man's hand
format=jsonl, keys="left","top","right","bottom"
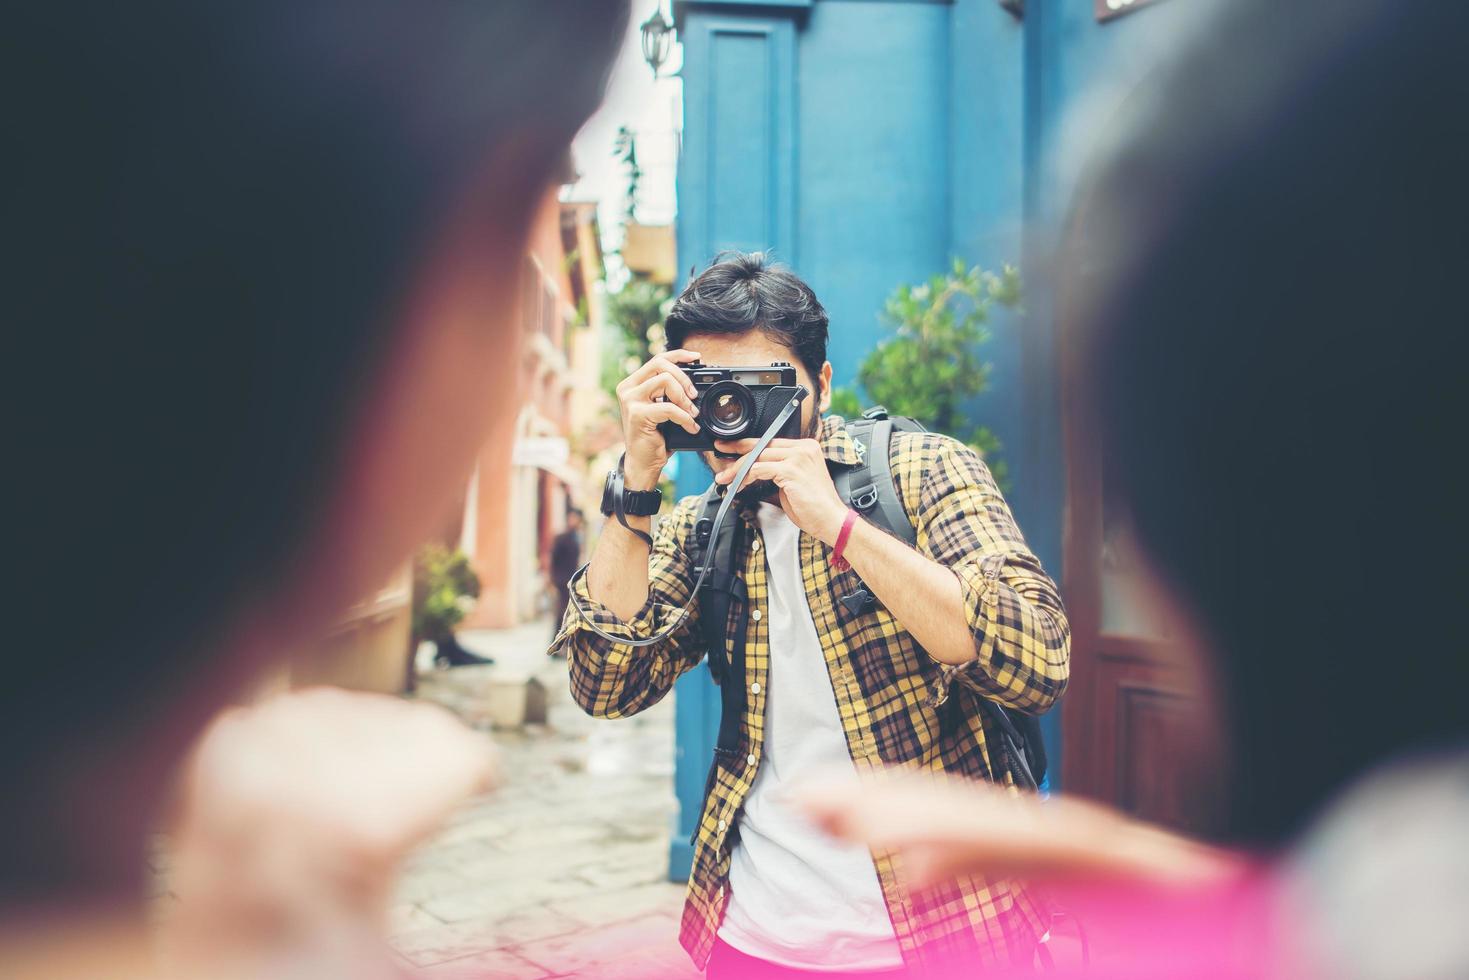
{"left": 589, "top": 350, "right": 701, "bottom": 617}
{"left": 616, "top": 349, "right": 702, "bottom": 491}
{"left": 713, "top": 437, "right": 848, "bottom": 545}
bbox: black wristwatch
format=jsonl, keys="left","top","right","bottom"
{"left": 601, "top": 460, "right": 662, "bottom": 518}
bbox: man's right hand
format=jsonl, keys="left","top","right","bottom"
{"left": 615, "top": 349, "right": 702, "bottom": 491}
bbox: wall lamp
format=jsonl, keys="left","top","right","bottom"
{"left": 640, "top": 4, "right": 675, "bottom": 77}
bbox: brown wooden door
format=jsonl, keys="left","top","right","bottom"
{"left": 1060, "top": 416, "right": 1222, "bottom": 836}
{"left": 1055, "top": 188, "right": 1225, "bottom": 833}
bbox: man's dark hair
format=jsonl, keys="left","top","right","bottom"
{"left": 664, "top": 252, "right": 829, "bottom": 381}
{"left": 6, "top": 0, "right": 627, "bottom": 902}
{"left": 1076, "top": 0, "right": 1467, "bottom": 847}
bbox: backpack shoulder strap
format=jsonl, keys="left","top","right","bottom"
{"left": 867, "top": 417, "right": 917, "bottom": 547}
{"left": 688, "top": 487, "right": 750, "bottom": 755}
{"left": 688, "top": 487, "right": 745, "bottom": 602}
{"left": 687, "top": 487, "right": 747, "bottom": 684}
{"left": 830, "top": 420, "right": 866, "bottom": 515}
{"left": 685, "top": 485, "right": 719, "bottom": 569}
{"left": 834, "top": 408, "right": 919, "bottom": 547}
{"left": 835, "top": 413, "right": 1053, "bottom": 784}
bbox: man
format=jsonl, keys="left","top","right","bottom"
{"left": 548, "top": 509, "right": 585, "bottom": 649}
{"left": 552, "top": 253, "right": 1070, "bottom": 977}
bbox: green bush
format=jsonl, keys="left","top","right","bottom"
{"left": 411, "top": 544, "right": 481, "bottom": 644}
{"left": 832, "top": 259, "right": 1020, "bottom": 487}
{"left": 601, "top": 278, "right": 673, "bottom": 403}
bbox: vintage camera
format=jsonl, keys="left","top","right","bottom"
{"left": 659, "top": 361, "right": 803, "bottom": 451}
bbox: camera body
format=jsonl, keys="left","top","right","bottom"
{"left": 659, "top": 361, "right": 803, "bottom": 451}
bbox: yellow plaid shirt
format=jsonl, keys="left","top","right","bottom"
{"left": 554, "top": 415, "right": 1071, "bottom": 974}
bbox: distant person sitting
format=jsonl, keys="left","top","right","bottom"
{"left": 414, "top": 546, "right": 495, "bottom": 669}
{"left": 547, "top": 509, "right": 585, "bottom": 651}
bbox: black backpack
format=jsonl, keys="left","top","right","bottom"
{"left": 688, "top": 407, "right": 1050, "bottom": 790}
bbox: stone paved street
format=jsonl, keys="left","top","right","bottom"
{"left": 392, "top": 621, "right": 699, "bottom": 979}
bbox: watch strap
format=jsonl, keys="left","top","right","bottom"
{"left": 620, "top": 485, "right": 663, "bottom": 517}
{"left": 613, "top": 454, "right": 662, "bottom": 516}
{"left": 601, "top": 457, "right": 657, "bottom": 549}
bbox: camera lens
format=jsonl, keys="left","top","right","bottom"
{"left": 702, "top": 381, "right": 755, "bottom": 438}
{"left": 712, "top": 392, "right": 746, "bottom": 426}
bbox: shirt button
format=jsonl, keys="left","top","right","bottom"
{"left": 752, "top": 608, "right": 763, "bottom": 621}
{"left": 752, "top": 538, "right": 762, "bottom": 552}
{"left": 746, "top": 753, "right": 757, "bottom": 766}
{"left": 717, "top": 818, "right": 727, "bottom": 832}
{"left": 716, "top": 885, "right": 725, "bottom": 902}
{"left": 750, "top": 682, "right": 761, "bottom": 695}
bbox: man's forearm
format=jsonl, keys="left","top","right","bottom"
{"left": 586, "top": 515, "right": 654, "bottom": 621}
{"left": 840, "top": 518, "right": 977, "bottom": 666}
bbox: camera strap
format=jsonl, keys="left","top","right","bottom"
{"left": 565, "top": 385, "right": 808, "bottom": 650}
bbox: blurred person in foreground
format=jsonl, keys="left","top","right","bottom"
{"left": 800, "top": 0, "right": 1468, "bottom": 978}
{"left": 553, "top": 252, "right": 1070, "bottom": 977}
{"left": 2, "top": 3, "right": 627, "bottom": 978}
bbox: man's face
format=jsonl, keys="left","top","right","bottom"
{"left": 680, "top": 331, "right": 832, "bottom": 500}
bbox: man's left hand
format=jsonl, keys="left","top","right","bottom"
{"left": 714, "top": 438, "right": 848, "bottom": 545}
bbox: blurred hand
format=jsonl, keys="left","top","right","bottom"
{"left": 713, "top": 437, "right": 847, "bottom": 545}
{"left": 616, "top": 349, "right": 702, "bottom": 491}
{"left": 164, "top": 688, "right": 497, "bottom": 978}
{"left": 793, "top": 768, "right": 1236, "bottom": 891}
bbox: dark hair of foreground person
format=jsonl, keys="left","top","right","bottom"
{"left": 4, "top": 0, "right": 629, "bottom": 909}
{"left": 1073, "top": 0, "right": 1468, "bottom": 847}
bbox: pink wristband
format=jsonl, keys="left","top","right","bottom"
{"left": 831, "top": 509, "right": 859, "bottom": 571}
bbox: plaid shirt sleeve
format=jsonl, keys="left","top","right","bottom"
{"left": 553, "top": 495, "right": 706, "bottom": 719}
{"left": 913, "top": 436, "right": 1070, "bottom": 714}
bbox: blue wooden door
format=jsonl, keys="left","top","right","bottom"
{"left": 667, "top": 5, "right": 796, "bottom": 881}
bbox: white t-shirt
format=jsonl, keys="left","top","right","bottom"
{"left": 718, "top": 503, "right": 903, "bottom": 971}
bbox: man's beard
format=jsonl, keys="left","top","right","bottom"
{"left": 734, "top": 478, "right": 780, "bottom": 504}
{"left": 704, "top": 411, "right": 821, "bottom": 503}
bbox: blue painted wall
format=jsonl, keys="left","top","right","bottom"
{"left": 667, "top": 0, "right": 1193, "bottom": 881}
{"left": 794, "top": 1, "right": 952, "bottom": 387}
{"left": 669, "top": 0, "right": 959, "bottom": 881}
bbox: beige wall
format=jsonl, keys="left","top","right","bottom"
{"left": 254, "top": 563, "right": 414, "bottom": 697}
{"left": 289, "top": 603, "right": 413, "bottom": 694}
{"left": 621, "top": 221, "right": 676, "bottom": 285}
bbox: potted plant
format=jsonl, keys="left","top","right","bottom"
{"left": 410, "top": 544, "right": 490, "bottom": 684}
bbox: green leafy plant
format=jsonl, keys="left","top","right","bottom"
{"left": 602, "top": 277, "right": 673, "bottom": 402}
{"left": 827, "top": 386, "right": 865, "bottom": 420}
{"left": 613, "top": 125, "right": 643, "bottom": 223}
{"left": 411, "top": 544, "right": 481, "bottom": 644}
{"left": 832, "top": 259, "right": 1021, "bottom": 486}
